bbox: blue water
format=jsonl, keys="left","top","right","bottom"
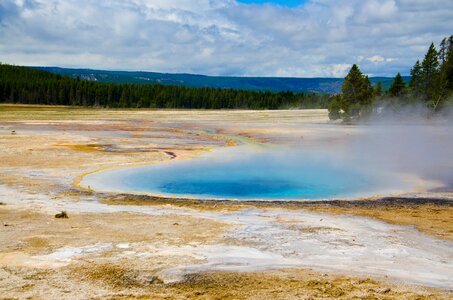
{"left": 83, "top": 147, "right": 409, "bottom": 200}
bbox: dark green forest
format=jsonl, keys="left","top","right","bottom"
{"left": 0, "top": 64, "right": 329, "bottom": 109}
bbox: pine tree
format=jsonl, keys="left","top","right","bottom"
{"left": 409, "top": 60, "right": 423, "bottom": 96}
{"left": 342, "top": 64, "right": 363, "bottom": 106}
{"left": 388, "top": 73, "right": 405, "bottom": 97}
{"left": 421, "top": 42, "right": 440, "bottom": 103}
{"left": 341, "top": 64, "right": 374, "bottom": 118}
{"left": 328, "top": 94, "right": 348, "bottom": 120}
{"left": 434, "top": 35, "right": 453, "bottom": 110}
{"left": 361, "top": 76, "right": 374, "bottom": 105}
{"left": 439, "top": 38, "right": 448, "bottom": 65}
{"left": 374, "top": 81, "right": 383, "bottom": 97}
{"left": 422, "top": 43, "right": 440, "bottom": 78}
{"left": 440, "top": 35, "right": 453, "bottom": 90}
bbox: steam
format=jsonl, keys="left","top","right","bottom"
{"left": 339, "top": 102, "right": 453, "bottom": 189}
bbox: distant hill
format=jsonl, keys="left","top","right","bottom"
{"left": 1, "top": 64, "right": 329, "bottom": 109}
{"left": 32, "top": 67, "right": 409, "bottom": 94}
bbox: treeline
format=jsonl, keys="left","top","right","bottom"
{"left": 329, "top": 35, "right": 453, "bottom": 120}
{"left": 0, "top": 64, "right": 329, "bottom": 109}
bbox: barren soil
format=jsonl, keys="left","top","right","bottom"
{"left": 1, "top": 105, "right": 452, "bottom": 299}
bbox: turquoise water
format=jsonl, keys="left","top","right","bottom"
{"left": 82, "top": 147, "right": 409, "bottom": 200}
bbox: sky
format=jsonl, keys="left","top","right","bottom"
{"left": 237, "top": 0, "right": 307, "bottom": 7}
{"left": 0, "top": 0, "right": 452, "bottom": 77}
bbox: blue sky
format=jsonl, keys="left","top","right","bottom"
{"left": 238, "top": 0, "right": 307, "bottom": 7}
{"left": 1, "top": 0, "right": 452, "bottom": 77}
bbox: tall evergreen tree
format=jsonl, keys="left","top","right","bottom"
{"left": 439, "top": 38, "right": 448, "bottom": 65}
{"left": 422, "top": 43, "right": 440, "bottom": 78}
{"left": 409, "top": 60, "right": 423, "bottom": 96}
{"left": 341, "top": 64, "right": 374, "bottom": 118}
{"left": 434, "top": 35, "right": 453, "bottom": 110}
{"left": 342, "top": 64, "right": 363, "bottom": 105}
{"left": 388, "top": 73, "right": 405, "bottom": 97}
{"left": 421, "top": 42, "right": 440, "bottom": 103}
{"left": 374, "top": 81, "right": 383, "bottom": 97}
{"left": 327, "top": 94, "right": 345, "bottom": 120}
{"left": 439, "top": 35, "right": 453, "bottom": 90}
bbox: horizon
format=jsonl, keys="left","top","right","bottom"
{"left": 1, "top": 0, "right": 452, "bottom": 77}
{"left": 29, "top": 65, "right": 411, "bottom": 79}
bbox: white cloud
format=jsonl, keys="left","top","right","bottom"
{"left": 364, "top": 55, "right": 398, "bottom": 64}
{"left": 330, "top": 64, "right": 352, "bottom": 77}
{"left": 0, "top": 0, "right": 452, "bottom": 77}
{"left": 368, "top": 55, "right": 386, "bottom": 63}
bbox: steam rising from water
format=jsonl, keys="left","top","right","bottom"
{"left": 345, "top": 124, "right": 452, "bottom": 189}
{"left": 355, "top": 104, "right": 453, "bottom": 188}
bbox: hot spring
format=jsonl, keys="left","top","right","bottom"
{"left": 80, "top": 146, "right": 416, "bottom": 200}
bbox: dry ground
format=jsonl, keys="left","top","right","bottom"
{"left": 0, "top": 105, "right": 452, "bottom": 299}
{"left": 1, "top": 207, "right": 449, "bottom": 299}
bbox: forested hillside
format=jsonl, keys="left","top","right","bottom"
{"left": 0, "top": 64, "right": 329, "bottom": 109}
{"left": 33, "top": 66, "right": 406, "bottom": 94}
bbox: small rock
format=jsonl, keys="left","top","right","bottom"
{"left": 173, "top": 222, "right": 179, "bottom": 226}
{"left": 55, "top": 211, "right": 69, "bottom": 219}
{"left": 377, "top": 288, "right": 391, "bottom": 294}
{"left": 144, "top": 276, "right": 163, "bottom": 285}
{"left": 369, "top": 288, "right": 391, "bottom": 294}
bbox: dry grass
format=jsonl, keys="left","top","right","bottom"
{"left": 70, "top": 265, "right": 451, "bottom": 300}
{"left": 25, "top": 237, "right": 50, "bottom": 250}
{"left": 76, "top": 264, "right": 163, "bottom": 290}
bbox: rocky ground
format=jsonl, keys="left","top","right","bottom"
{"left": 0, "top": 105, "right": 452, "bottom": 299}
